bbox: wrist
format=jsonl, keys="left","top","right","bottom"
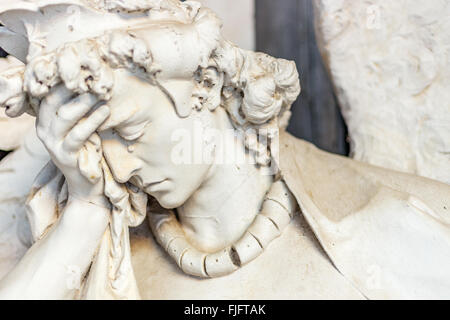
{"left": 68, "top": 193, "right": 111, "bottom": 210}
{"left": 66, "top": 178, "right": 107, "bottom": 206}
{"left": 59, "top": 196, "right": 111, "bottom": 237}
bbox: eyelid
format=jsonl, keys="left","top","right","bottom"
{"left": 116, "top": 120, "right": 150, "bottom": 141}
{"left": 118, "top": 131, "right": 144, "bottom": 141}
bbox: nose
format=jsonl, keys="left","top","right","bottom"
{"left": 102, "top": 139, "right": 143, "bottom": 184}
{"left": 110, "top": 159, "right": 142, "bottom": 184}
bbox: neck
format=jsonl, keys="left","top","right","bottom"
{"left": 177, "top": 111, "right": 273, "bottom": 253}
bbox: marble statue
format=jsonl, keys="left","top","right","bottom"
{"left": 314, "top": 0, "right": 450, "bottom": 184}
{"left": 0, "top": 0, "right": 449, "bottom": 300}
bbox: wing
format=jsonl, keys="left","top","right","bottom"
{"left": 314, "top": 0, "right": 450, "bottom": 184}
{"left": 280, "top": 131, "right": 450, "bottom": 299}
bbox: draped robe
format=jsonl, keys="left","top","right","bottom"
{"left": 0, "top": 129, "right": 449, "bottom": 299}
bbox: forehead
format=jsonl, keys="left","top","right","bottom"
{"left": 98, "top": 69, "right": 196, "bottom": 132}
{"left": 98, "top": 69, "right": 162, "bottom": 131}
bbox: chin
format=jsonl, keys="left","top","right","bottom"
{"left": 154, "top": 191, "right": 189, "bottom": 210}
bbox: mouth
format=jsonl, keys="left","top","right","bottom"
{"left": 144, "top": 179, "right": 167, "bottom": 188}
{"left": 144, "top": 179, "right": 169, "bottom": 193}
{"left": 129, "top": 176, "right": 168, "bottom": 193}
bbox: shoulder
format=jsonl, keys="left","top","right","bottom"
{"left": 129, "top": 215, "right": 363, "bottom": 299}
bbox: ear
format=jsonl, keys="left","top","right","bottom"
{"left": 192, "top": 67, "right": 224, "bottom": 112}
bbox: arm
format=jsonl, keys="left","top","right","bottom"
{"left": 0, "top": 198, "right": 109, "bottom": 299}
{"left": 0, "top": 85, "right": 111, "bottom": 299}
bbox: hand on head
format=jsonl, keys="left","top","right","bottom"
{"left": 36, "top": 84, "right": 110, "bottom": 205}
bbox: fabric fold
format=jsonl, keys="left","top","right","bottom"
{"left": 279, "top": 131, "right": 450, "bottom": 299}
{"left": 25, "top": 158, "right": 147, "bottom": 300}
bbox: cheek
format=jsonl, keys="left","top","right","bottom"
{"left": 146, "top": 114, "right": 214, "bottom": 169}
{"left": 137, "top": 113, "right": 193, "bottom": 165}
{"left": 137, "top": 116, "right": 212, "bottom": 202}
{"left": 154, "top": 164, "right": 211, "bottom": 209}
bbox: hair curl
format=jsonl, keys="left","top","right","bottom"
{"left": 0, "top": 2, "right": 301, "bottom": 164}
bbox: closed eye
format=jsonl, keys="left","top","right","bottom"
{"left": 115, "top": 120, "right": 150, "bottom": 141}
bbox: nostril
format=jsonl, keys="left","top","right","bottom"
{"left": 114, "top": 168, "right": 141, "bottom": 185}
{"left": 129, "top": 174, "right": 144, "bottom": 189}
{"left": 103, "top": 147, "right": 143, "bottom": 185}
{"left": 126, "top": 182, "right": 140, "bottom": 193}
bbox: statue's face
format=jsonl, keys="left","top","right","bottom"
{"left": 99, "top": 69, "right": 216, "bottom": 209}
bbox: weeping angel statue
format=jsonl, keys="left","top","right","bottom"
{"left": 0, "top": 0, "right": 449, "bottom": 300}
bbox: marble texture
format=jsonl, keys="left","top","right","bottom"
{"left": 0, "top": 0, "right": 448, "bottom": 300}
{"left": 0, "top": 110, "right": 34, "bottom": 151}
{"left": 131, "top": 214, "right": 364, "bottom": 300}
{"left": 0, "top": 131, "right": 49, "bottom": 279}
{"left": 314, "top": 0, "right": 450, "bottom": 184}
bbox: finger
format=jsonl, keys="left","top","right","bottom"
{"left": 78, "top": 137, "right": 103, "bottom": 184}
{"left": 88, "top": 132, "right": 102, "bottom": 151}
{"left": 63, "top": 104, "right": 110, "bottom": 152}
{"left": 52, "top": 93, "right": 100, "bottom": 136}
{"left": 37, "top": 85, "right": 73, "bottom": 132}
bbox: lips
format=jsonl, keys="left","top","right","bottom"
{"left": 129, "top": 175, "right": 167, "bottom": 192}
{"left": 144, "top": 179, "right": 167, "bottom": 188}
{"left": 144, "top": 179, "right": 168, "bottom": 193}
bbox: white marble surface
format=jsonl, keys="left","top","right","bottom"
{"left": 131, "top": 214, "right": 364, "bottom": 300}
{"left": 314, "top": 0, "right": 450, "bottom": 184}
{"left": 0, "top": 0, "right": 449, "bottom": 300}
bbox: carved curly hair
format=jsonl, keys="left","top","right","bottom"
{"left": 0, "top": 1, "right": 300, "bottom": 164}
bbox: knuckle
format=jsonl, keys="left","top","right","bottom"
{"left": 69, "top": 129, "right": 84, "bottom": 143}
{"left": 62, "top": 139, "right": 74, "bottom": 152}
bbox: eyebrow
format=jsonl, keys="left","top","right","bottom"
{"left": 97, "top": 104, "right": 141, "bottom": 132}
